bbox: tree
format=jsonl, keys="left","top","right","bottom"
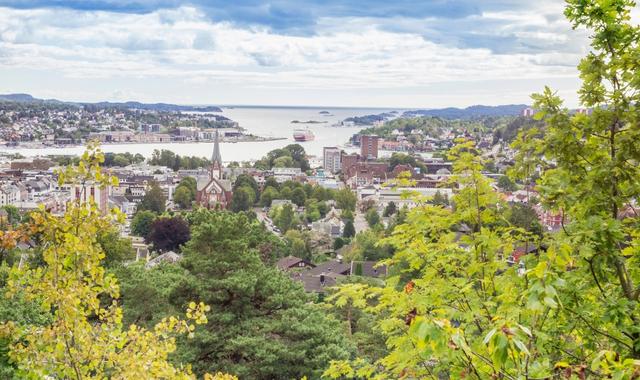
{"left": 284, "top": 230, "right": 311, "bottom": 261}
{"left": 365, "top": 208, "right": 380, "bottom": 228}
{"left": 273, "top": 155, "right": 295, "bottom": 168}
{"left": 431, "top": 190, "right": 449, "bottom": 206}
{"left": 138, "top": 181, "right": 166, "bottom": 213}
{"left": 325, "top": 140, "right": 541, "bottom": 379}
{"left": 0, "top": 205, "right": 20, "bottom": 226}
{"left": 131, "top": 210, "right": 156, "bottom": 238}
{"left": 264, "top": 176, "right": 280, "bottom": 191}
{"left": 497, "top": 174, "right": 517, "bottom": 192}
{"left": 335, "top": 188, "right": 357, "bottom": 212}
{"left": 283, "top": 144, "right": 310, "bottom": 171}
{"left": 232, "top": 174, "right": 259, "bottom": 197}
{"left": 272, "top": 204, "right": 297, "bottom": 233}
{"left": 508, "top": 202, "right": 543, "bottom": 237}
{"left": 97, "top": 228, "right": 134, "bottom": 267}
{"left": 0, "top": 143, "right": 216, "bottom": 379}
{"left": 179, "top": 176, "right": 198, "bottom": 198}
{"left": 304, "top": 199, "right": 321, "bottom": 222}
{"left": 174, "top": 185, "right": 194, "bottom": 209}
{"left": 290, "top": 187, "right": 307, "bottom": 207}
{"left": 382, "top": 201, "right": 397, "bottom": 217}
{"left": 259, "top": 186, "right": 279, "bottom": 207}
{"left": 230, "top": 186, "right": 255, "bottom": 212}
{"left": 147, "top": 216, "right": 191, "bottom": 252}
{"left": 167, "top": 211, "right": 353, "bottom": 378}
{"left": 509, "top": 0, "right": 640, "bottom": 373}
{"left": 112, "top": 262, "right": 189, "bottom": 327}
{"left": 342, "top": 220, "right": 355, "bottom": 238}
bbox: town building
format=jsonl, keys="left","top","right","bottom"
{"left": 360, "top": 135, "right": 379, "bottom": 160}
{"left": 323, "top": 147, "right": 342, "bottom": 174}
{"left": 521, "top": 107, "right": 535, "bottom": 117}
{"left": 196, "top": 130, "right": 233, "bottom": 209}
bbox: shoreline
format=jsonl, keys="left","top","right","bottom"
{"left": 1, "top": 136, "right": 288, "bottom": 151}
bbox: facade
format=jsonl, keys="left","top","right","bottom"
{"left": 323, "top": 147, "right": 342, "bottom": 174}
{"left": 69, "top": 183, "right": 109, "bottom": 213}
{"left": 196, "top": 130, "right": 233, "bottom": 209}
{"left": 521, "top": 107, "right": 535, "bottom": 117}
{"left": 0, "top": 183, "right": 21, "bottom": 206}
{"left": 360, "top": 135, "right": 379, "bottom": 160}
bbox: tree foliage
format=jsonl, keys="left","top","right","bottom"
{"left": 148, "top": 216, "right": 191, "bottom": 252}
{"left": 138, "top": 181, "right": 166, "bottom": 214}
{"left": 326, "top": 2, "right": 640, "bottom": 378}
{"left": 0, "top": 143, "right": 217, "bottom": 379}
{"left": 131, "top": 210, "right": 157, "bottom": 238}
{"left": 164, "top": 210, "right": 352, "bottom": 378}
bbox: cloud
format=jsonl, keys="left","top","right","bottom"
{"left": 0, "top": 5, "right": 585, "bottom": 88}
{"left": 0, "top": 0, "right": 619, "bottom": 106}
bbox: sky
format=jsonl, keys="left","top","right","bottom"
{"left": 0, "top": 1, "right": 636, "bottom": 108}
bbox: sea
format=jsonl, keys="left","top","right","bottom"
{"left": 2, "top": 106, "right": 398, "bottom": 162}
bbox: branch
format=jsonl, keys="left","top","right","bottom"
{"left": 566, "top": 308, "right": 633, "bottom": 350}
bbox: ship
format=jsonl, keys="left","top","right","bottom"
{"left": 293, "top": 128, "right": 315, "bottom": 142}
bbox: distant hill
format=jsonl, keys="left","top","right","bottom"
{"left": 403, "top": 104, "right": 528, "bottom": 119}
{"left": 0, "top": 93, "right": 37, "bottom": 102}
{"left": 0, "top": 93, "right": 222, "bottom": 112}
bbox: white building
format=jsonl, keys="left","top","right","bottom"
{"left": 323, "top": 147, "right": 342, "bottom": 174}
{"left": 0, "top": 183, "right": 21, "bottom": 206}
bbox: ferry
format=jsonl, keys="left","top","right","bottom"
{"left": 293, "top": 128, "right": 315, "bottom": 142}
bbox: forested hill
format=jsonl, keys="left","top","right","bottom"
{"left": 403, "top": 104, "right": 528, "bottom": 119}
{"left": 0, "top": 93, "right": 222, "bottom": 112}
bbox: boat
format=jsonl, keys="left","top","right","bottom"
{"left": 293, "top": 128, "right": 315, "bottom": 142}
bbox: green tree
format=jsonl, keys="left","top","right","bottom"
{"left": 382, "top": 201, "right": 397, "bottom": 217}
{"left": 0, "top": 143, "right": 216, "bottom": 379}
{"left": 174, "top": 185, "right": 194, "bottom": 209}
{"left": 430, "top": 190, "right": 449, "bottom": 206}
{"left": 497, "top": 175, "right": 518, "bottom": 192}
{"left": 364, "top": 208, "right": 380, "bottom": 228}
{"left": 508, "top": 202, "right": 543, "bottom": 237}
{"left": 138, "top": 181, "right": 166, "bottom": 213}
{"left": 273, "top": 155, "right": 295, "bottom": 168}
{"left": 272, "top": 204, "right": 297, "bottom": 233}
{"left": 335, "top": 188, "right": 357, "bottom": 212}
{"left": 179, "top": 176, "right": 197, "bottom": 198}
{"left": 97, "top": 228, "right": 134, "bottom": 268}
{"left": 290, "top": 187, "right": 307, "bottom": 207}
{"left": 259, "top": 186, "right": 279, "bottom": 207}
{"left": 232, "top": 174, "right": 259, "bottom": 197}
{"left": 264, "top": 176, "right": 280, "bottom": 190}
{"left": 168, "top": 211, "right": 353, "bottom": 378}
{"left": 325, "top": 140, "right": 540, "bottom": 379}
{"left": 508, "top": 0, "right": 640, "bottom": 373}
{"left": 230, "top": 186, "right": 255, "bottom": 212}
{"left": 342, "top": 220, "right": 355, "bottom": 238}
{"left": 0, "top": 206, "right": 21, "bottom": 226}
{"left": 131, "top": 210, "right": 156, "bottom": 238}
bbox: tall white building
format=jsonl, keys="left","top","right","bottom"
{"left": 323, "top": 147, "right": 342, "bottom": 174}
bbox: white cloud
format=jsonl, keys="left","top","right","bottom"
{"left": 0, "top": 4, "right": 597, "bottom": 106}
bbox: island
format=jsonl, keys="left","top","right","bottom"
{"left": 290, "top": 120, "right": 328, "bottom": 124}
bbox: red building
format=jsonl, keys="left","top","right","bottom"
{"left": 360, "top": 135, "right": 379, "bottom": 160}
{"left": 196, "top": 131, "right": 233, "bottom": 209}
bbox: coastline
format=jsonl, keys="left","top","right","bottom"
{"left": 1, "top": 136, "right": 288, "bottom": 150}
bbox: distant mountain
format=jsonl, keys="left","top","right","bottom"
{"left": 0, "top": 93, "right": 37, "bottom": 102}
{"left": 403, "top": 104, "right": 528, "bottom": 119}
{"left": 0, "top": 93, "right": 222, "bottom": 112}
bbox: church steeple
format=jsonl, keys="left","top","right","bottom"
{"left": 210, "top": 130, "right": 223, "bottom": 179}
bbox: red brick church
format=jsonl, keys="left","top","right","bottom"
{"left": 196, "top": 130, "right": 233, "bottom": 208}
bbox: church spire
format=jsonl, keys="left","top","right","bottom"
{"left": 211, "top": 130, "right": 223, "bottom": 178}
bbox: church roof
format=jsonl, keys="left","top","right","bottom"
{"left": 211, "top": 130, "right": 222, "bottom": 165}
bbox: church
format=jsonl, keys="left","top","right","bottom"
{"left": 196, "top": 130, "right": 233, "bottom": 209}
